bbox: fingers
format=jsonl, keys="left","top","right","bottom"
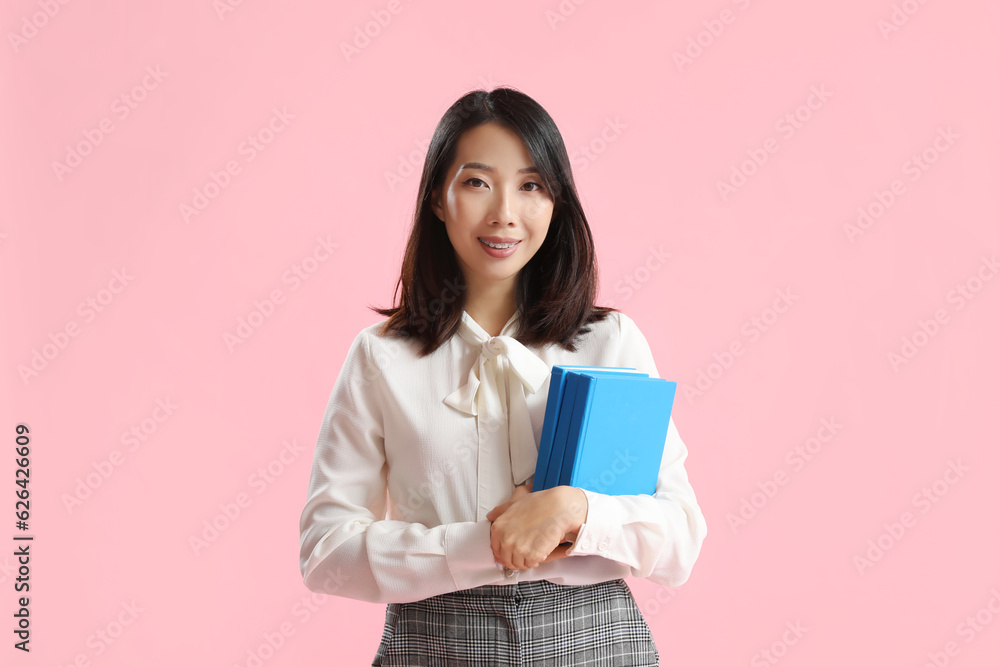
{"left": 490, "top": 484, "right": 531, "bottom": 525}
{"left": 498, "top": 534, "right": 514, "bottom": 571}
{"left": 490, "top": 521, "right": 515, "bottom": 571}
{"left": 491, "top": 522, "right": 543, "bottom": 571}
{"left": 502, "top": 551, "right": 540, "bottom": 571}
{"left": 490, "top": 520, "right": 500, "bottom": 563}
{"left": 486, "top": 500, "right": 510, "bottom": 522}
{"left": 489, "top": 491, "right": 560, "bottom": 571}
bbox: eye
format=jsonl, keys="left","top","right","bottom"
{"left": 523, "top": 181, "right": 544, "bottom": 192}
{"left": 464, "top": 177, "right": 486, "bottom": 188}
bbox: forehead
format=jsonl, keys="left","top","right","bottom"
{"left": 451, "top": 122, "right": 533, "bottom": 167}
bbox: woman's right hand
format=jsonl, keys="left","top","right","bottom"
{"left": 487, "top": 483, "right": 582, "bottom": 570}
{"left": 485, "top": 480, "right": 533, "bottom": 522}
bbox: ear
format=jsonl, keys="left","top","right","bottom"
{"left": 430, "top": 188, "right": 444, "bottom": 222}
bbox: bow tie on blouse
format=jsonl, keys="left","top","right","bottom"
{"left": 443, "top": 310, "right": 550, "bottom": 489}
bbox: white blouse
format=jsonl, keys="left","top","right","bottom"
{"left": 298, "top": 308, "right": 708, "bottom": 604}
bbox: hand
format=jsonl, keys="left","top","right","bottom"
{"left": 487, "top": 485, "right": 587, "bottom": 571}
{"left": 485, "top": 480, "right": 533, "bottom": 522}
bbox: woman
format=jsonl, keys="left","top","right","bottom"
{"left": 299, "top": 86, "right": 708, "bottom": 666}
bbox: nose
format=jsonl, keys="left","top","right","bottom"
{"left": 487, "top": 187, "right": 517, "bottom": 226}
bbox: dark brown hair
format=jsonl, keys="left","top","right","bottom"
{"left": 370, "top": 86, "right": 617, "bottom": 356}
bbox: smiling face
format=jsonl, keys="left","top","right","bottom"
{"left": 431, "top": 122, "right": 554, "bottom": 314}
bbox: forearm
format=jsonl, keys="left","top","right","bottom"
{"left": 301, "top": 516, "right": 508, "bottom": 604}
{"left": 565, "top": 487, "right": 707, "bottom": 585}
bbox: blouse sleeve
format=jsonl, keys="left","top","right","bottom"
{"left": 564, "top": 313, "right": 709, "bottom": 586}
{"left": 298, "top": 329, "right": 507, "bottom": 604}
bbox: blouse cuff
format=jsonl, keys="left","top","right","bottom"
{"left": 566, "top": 488, "right": 618, "bottom": 556}
{"left": 444, "top": 519, "right": 508, "bottom": 591}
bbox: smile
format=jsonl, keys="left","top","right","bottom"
{"left": 478, "top": 238, "right": 520, "bottom": 249}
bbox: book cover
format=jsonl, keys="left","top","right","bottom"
{"left": 534, "top": 365, "right": 647, "bottom": 492}
{"left": 562, "top": 373, "right": 677, "bottom": 495}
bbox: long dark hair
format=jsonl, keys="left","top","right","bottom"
{"left": 370, "top": 86, "right": 617, "bottom": 356}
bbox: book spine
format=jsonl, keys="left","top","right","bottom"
{"left": 562, "top": 375, "right": 597, "bottom": 487}
{"left": 532, "top": 367, "right": 566, "bottom": 489}
{"left": 542, "top": 373, "right": 570, "bottom": 491}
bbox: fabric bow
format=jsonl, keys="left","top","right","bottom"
{"left": 443, "top": 331, "right": 550, "bottom": 486}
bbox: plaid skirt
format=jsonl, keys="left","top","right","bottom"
{"left": 371, "top": 577, "right": 659, "bottom": 666}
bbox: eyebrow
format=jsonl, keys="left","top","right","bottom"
{"left": 458, "top": 162, "right": 539, "bottom": 175}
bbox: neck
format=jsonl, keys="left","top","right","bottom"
{"left": 463, "top": 276, "right": 517, "bottom": 337}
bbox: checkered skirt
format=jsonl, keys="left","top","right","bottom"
{"left": 371, "top": 577, "right": 659, "bottom": 666}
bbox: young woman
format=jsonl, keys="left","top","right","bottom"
{"left": 299, "top": 86, "right": 708, "bottom": 666}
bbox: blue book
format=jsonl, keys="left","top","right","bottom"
{"left": 560, "top": 373, "right": 677, "bottom": 495}
{"left": 533, "top": 365, "right": 647, "bottom": 492}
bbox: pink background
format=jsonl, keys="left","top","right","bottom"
{"left": 2, "top": 1, "right": 999, "bottom": 665}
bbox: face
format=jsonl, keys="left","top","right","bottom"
{"left": 431, "top": 122, "right": 554, "bottom": 300}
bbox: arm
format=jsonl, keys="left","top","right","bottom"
{"left": 299, "top": 330, "right": 507, "bottom": 604}
{"left": 563, "top": 313, "right": 708, "bottom": 586}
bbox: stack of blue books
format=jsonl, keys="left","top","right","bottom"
{"left": 532, "top": 365, "right": 678, "bottom": 496}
